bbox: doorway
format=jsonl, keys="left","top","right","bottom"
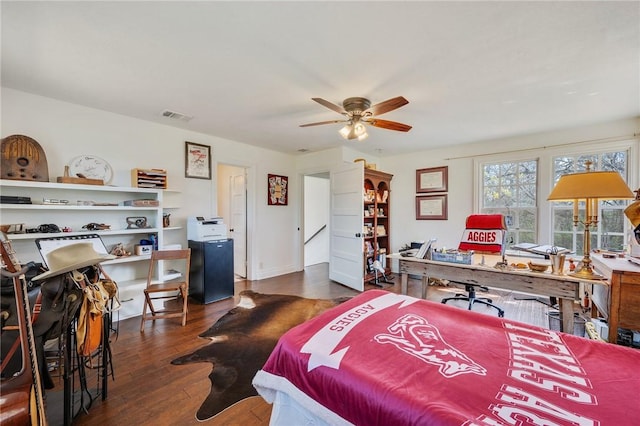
{"left": 217, "top": 164, "right": 247, "bottom": 278}
{"left": 303, "top": 173, "right": 330, "bottom": 268}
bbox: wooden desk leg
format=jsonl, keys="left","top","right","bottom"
{"left": 559, "top": 298, "right": 574, "bottom": 334}
{"left": 401, "top": 273, "right": 408, "bottom": 295}
{"left": 421, "top": 276, "right": 428, "bottom": 299}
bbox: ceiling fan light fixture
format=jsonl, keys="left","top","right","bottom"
{"left": 339, "top": 124, "right": 352, "bottom": 139}
{"left": 301, "top": 96, "right": 411, "bottom": 140}
{"left": 346, "top": 126, "right": 359, "bottom": 140}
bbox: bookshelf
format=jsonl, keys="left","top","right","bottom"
{"left": 363, "top": 168, "right": 392, "bottom": 284}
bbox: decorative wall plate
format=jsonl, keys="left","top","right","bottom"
{"left": 68, "top": 155, "right": 113, "bottom": 184}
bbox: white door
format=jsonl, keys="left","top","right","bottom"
{"left": 329, "top": 162, "right": 364, "bottom": 291}
{"left": 230, "top": 172, "right": 247, "bottom": 278}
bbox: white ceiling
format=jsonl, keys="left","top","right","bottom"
{"left": 2, "top": 1, "right": 638, "bottom": 157}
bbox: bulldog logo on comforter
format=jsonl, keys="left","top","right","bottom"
{"left": 375, "top": 313, "right": 486, "bottom": 378}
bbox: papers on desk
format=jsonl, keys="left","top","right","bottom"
{"left": 511, "top": 243, "right": 570, "bottom": 256}
{"left": 415, "top": 238, "right": 437, "bottom": 259}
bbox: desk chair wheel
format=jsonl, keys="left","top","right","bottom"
{"left": 442, "top": 283, "right": 504, "bottom": 318}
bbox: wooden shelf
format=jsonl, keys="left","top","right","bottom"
{"left": 362, "top": 169, "right": 393, "bottom": 283}
{"left": 0, "top": 179, "right": 172, "bottom": 321}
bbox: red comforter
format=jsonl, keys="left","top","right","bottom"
{"left": 253, "top": 290, "right": 640, "bottom": 425}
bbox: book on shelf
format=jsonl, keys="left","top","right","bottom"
{"left": 364, "top": 241, "right": 374, "bottom": 255}
{"left": 123, "top": 199, "right": 160, "bottom": 207}
{"left": 1, "top": 195, "right": 32, "bottom": 204}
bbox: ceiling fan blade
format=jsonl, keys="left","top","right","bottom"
{"left": 299, "top": 119, "right": 347, "bottom": 128}
{"left": 366, "top": 96, "right": 409, "bottom": 116}
{"left": 311, "top": 98, "right": 346, "bottom": 115}
{"left": 366, "top": 118, "right": 412, "bottom": 132}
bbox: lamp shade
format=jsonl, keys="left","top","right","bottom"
{"left": 547, "top": 171, "right": 634, "bottom": 201}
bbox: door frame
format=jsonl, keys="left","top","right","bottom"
{"left": 302, "top": 172, "right": 331, "bottom": 268}
{"left": 217, "top": 161, "right": 255, "bottom": 280}
{"left": 297, "top": 167, "right": 332, "bottom": 271}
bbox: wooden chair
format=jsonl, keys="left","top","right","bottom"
{"left": 140, "top": 248, "right": 191, "bottom": 332}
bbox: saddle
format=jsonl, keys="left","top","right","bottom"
{"left": 1, "top": 267, "right": 83, "bottom": 388}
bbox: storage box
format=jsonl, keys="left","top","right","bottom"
{"left": 549, "top": 311, "right": 587, "bottom": 336}
{"left": 135, "top": 245, "right": 153, "bottom": 255}
{"left": 430, "top": 251, "right": 473, "bottom": 265}
{"left": 589, "top": 318, "right": 609, "bottom": 341}
{"left": 131, "top": 168, "right": 167, "bottom": 189}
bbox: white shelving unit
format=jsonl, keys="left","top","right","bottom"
{"left": 0, "top": 179, "right": 181, "bottom": 320}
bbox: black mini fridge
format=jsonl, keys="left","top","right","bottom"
{"left": 188, "top": 238, "right": 234, "bottom": 304}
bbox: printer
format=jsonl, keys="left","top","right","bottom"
{"left": 187, "top": 216, "right": 228, "bottom": 241}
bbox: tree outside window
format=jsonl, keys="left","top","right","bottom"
{"left": 481, "top": 160, "right": 537, "bottom": 246}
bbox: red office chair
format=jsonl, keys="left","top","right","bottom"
{"left": 441, "top": 214, "right": 506, "bottom": 317}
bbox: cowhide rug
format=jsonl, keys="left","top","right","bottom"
{"left": 171, "top": 290, "right": 350, "bottom": 421}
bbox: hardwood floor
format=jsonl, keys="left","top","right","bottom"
{"left": 59, "top": 263, "right": 571, "bottom": 425}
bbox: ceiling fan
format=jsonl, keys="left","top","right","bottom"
{"left": 300, "top": 96, "right": 412, "bottom": 141}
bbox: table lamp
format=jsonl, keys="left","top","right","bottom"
{"left": 547, "top": 161, "right": 634, "bottom": 279}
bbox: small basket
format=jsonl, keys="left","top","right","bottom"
{"left": 528, "top": 261, "right": 549, "bottom": 272}
{"left": 430, "top": 251, "right": 473, "bottom": 265}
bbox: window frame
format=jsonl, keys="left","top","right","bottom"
{"left": 475, "top": 139, "right": 638, "bottom": 251}
{"left": 478, "top": 158, "right": 539, "bottom": 246}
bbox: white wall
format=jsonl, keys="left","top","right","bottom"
{"left": 2, "top": 88, "right": 299, "bottom": 280}
{"left": 380, "top": 118, "right": 639, "bottom": 272}
{"left": 4, "top": 88, "right": 637, "bottom": 281}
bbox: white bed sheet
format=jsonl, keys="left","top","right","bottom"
{"left": 254, "top": 371, "right": 353, "bottom": 426}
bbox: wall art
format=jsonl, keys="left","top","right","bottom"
{"left": 185, "top": 141, "right": 212, "bottom": 179}
{"left": 268, "top": 174, "right": 288, "bottom": 205}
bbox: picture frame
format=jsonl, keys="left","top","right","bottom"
{"left": 416, "top": 194, "right": 448, "bottom": 220}
{"left": 268, "top": 174, "right": 288, "bottom": 205}
{"left": 185, "top": 141, "right": 212, "bottom": 179}
{"left": 416, "top": 166, "right": 448, "bottom": 193}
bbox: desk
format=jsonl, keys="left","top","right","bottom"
{"left": 590, "top": 253, "right": 640, "bottom": 343}
{"left": 388, "top": 253, "right": 605, "bottom": 334}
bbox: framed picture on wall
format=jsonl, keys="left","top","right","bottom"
{"left": 185, "top": 141, "right": 212, "bottom": 179}
{"left": 416, "top": 166, "right": 448, "bottom": 193}
{"left": 268, "top": 174, "right": 288, "bottom": 205}
{"left": 416, "top": 194, "right": 448, "bottom": 220}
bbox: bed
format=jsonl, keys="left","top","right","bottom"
{"left": 253, "top": 289, "right": 640, "bottom": 425}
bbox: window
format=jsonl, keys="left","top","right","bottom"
{"left": 481, "top": 160, "right": 538, "bottom": 245}
{"left": 551, "top": 151, "right": 629, "bottom": 252}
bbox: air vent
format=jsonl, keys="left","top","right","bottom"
{"left": 161, "top": 109, "right": 193, "bottom": 122}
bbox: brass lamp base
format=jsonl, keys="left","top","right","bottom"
{"left": 569, "top": 265, "right": 604, "bottom": 280}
